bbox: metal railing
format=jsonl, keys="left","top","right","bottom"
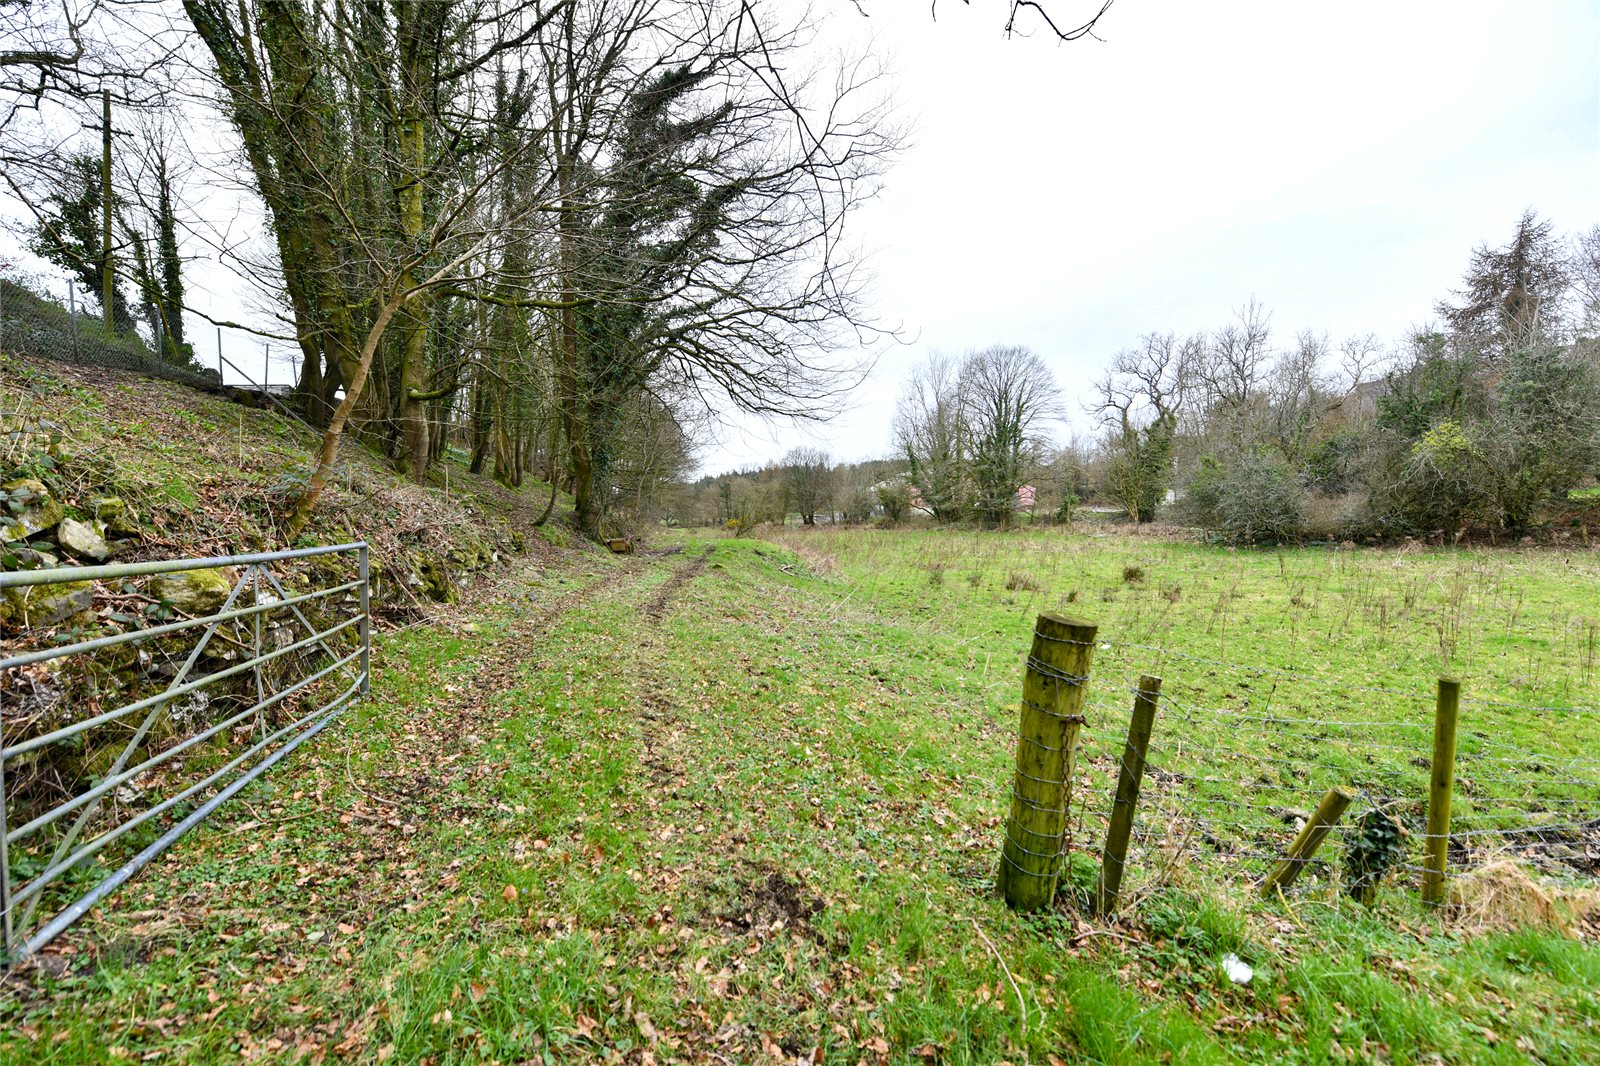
{"left": 0, "top": 543, "right": 370, "bottom": 963}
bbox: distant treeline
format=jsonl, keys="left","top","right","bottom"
{"left": 684, "top": 212, "right": 1600, "bottom": 542}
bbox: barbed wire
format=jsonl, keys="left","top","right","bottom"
{"left": 1044, "top": 648, "right": 1600, "bottom": 899}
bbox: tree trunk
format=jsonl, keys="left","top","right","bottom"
{"left": 554, "top": 106, "right": 597, "bottom": 536}
{"left": 286, "top": 292, "right": 406, "bottom": 541}
{"left": 395, "top": 0, "right": 431, "bottom": 481}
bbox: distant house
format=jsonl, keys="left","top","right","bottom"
{"left": 864, "top": 474, "right": 923, "bottom": 516}
{"left": 1330, "top": 379, "right": 1387, "bottom": 421}
{"left": 1015, "top": 484, "right": 1036, "bottom": 512}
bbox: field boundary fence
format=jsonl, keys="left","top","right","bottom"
{"left": 999, "top": 621, "right": 1600, "bottom": 913}
{"left": 0, "top": 542, "right": 370, "bottom": 963}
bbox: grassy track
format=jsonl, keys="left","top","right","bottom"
{"left": 3, "top": 530, "right": 1598, "bottom": 1064}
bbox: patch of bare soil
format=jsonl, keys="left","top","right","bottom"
{"left": 715, "top": 869, "right": 826, "bottom": 935}
{"left": 645, "top": 546, "right": 713, "bottom": 619}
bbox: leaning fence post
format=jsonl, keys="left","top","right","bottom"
{"left": 1095, "top": 674, "right": 1160, "bottom": 915}
{"left": 1423, "top": 678, "right": 1460, "bottom": 907}
{"left": 997, "top": 613, "right": 1098, "bottom": 911}
{"left": 1262, "top": 785, "right": 1355, "bottom": 893}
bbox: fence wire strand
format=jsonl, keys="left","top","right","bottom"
{"left": 1057, "top": 649, "right": 1600, "bottom": 903}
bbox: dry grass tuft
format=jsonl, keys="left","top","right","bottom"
{"left": 1448, "top": 860, "right": 1600, "bottom": 935}
{"left": 786, "top": 541, "right": 838, "bottom": 577}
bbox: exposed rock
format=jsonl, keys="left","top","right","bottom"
{"left": 445, "top": 531, "right": 495, "bottom": 571}
{"left": 150, "top": 567, "right": 237, "bottom": 614}
{"left": 2, "top": 544, "right": 60, "bottom": 570}
{"left": 1, "top": 478, "right": 64, "bottom": 543}
{"left": 91, "top": 496, "right": 140, "bottom": 537}
{"left": 56, "top": 517, "right": 111, "bottom": 561}
{"left": 412, "top": 551, "right": 458, "bottom": 603}
{"left": 1, "top": 579, "right": 93, "bottom": 627}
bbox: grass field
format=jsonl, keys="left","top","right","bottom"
{"left": 4, "top": 528, "right": 1599, "bottom": 1064}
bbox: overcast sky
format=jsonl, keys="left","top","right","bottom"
{"left": 707, "top": 0, "right": 1600, "bottom": 474}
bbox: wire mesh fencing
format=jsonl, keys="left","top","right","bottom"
{"left": 0, "top": 268, "right": 312, "bottom": 400}
{"left": 1046, "top": 639, "right": 1600, "bottom": 912}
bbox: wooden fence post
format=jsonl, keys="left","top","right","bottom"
{"left": 1094, "top": 674, "right": 1161, "bottom": 915}
{"left": 1262, "top": 785, "right": 1355, "bottom": 893}
{"left": 1422, "top": 678, "right": 1461, "bottom": 907}
{"left": 997, "top": 613, "right": 1097, "bottom": 910}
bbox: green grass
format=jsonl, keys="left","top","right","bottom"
{"left": 3, "top": 528, "right": 1598, "bottom": 1063}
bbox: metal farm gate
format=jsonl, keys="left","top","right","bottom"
{"left": 0, "top": 543, "right": 370, "bottom": 962}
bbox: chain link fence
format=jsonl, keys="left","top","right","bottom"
{"left": 0, "top": 266, "right": 303, "bottom": 399}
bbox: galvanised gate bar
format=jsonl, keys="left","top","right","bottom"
{"left": 0, "top": 542, "right": 370, "bottom": 962}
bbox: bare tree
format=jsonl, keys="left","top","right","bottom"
{"left": 1, "top": 1, "right": 177, "bottom": 148}
{"left": 928, "top": 0, "right": 1116, "bottom": 41}
{"left": 895, "top": 353, "right": 969, "bottom": 521}
{"left": 962, "top": 344, "right": 1058, "bottom": 526}
{"left": 1092, "top": 332, "right": 1185, "bottom": 522}
{"left": 1192, "top": 297, "right": 1272, "bottom": 424}
{"left": 538, "top": 0, "right": 898, "bottom": 536}
{"left": 1260, "top": 330, "right": 1333, "bottom": 463}
{"left": 783, "top": 446, "right": 832, "bottom": 525}
{"left": 1572, "top": 224, "right": 1600, "bottom": 336}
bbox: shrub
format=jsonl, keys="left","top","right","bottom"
{"left": 1304, "top": 428, "right": 1365, "bottom": 495}
{"left": 876, "top": 482, "right": 910, "bottom": 524}
{"left": 1185, "top": 450, "right": 1307, "bottom": 544}
{"left": 1005, "top": 572, "right": 1039, "bottom": 592}
{"left": 1302, "top": 491, "right": 1371, "bottom": 541}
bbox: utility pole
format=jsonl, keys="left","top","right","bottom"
{"left": 100, "top": 89, "right": 114, "bottom": 339}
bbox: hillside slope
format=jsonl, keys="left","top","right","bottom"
{"left": 2, "top": 351, "right": 576, "bottom": 622}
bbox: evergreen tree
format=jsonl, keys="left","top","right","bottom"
{"left": 28, "top": 153, "right": 136, "bottom": 333}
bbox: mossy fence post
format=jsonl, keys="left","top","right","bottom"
{"left": 1262, "top": 785, "right": 1355, "bottom": 893}
{"left": 997, "top": 613, "right": 1097, "bottom": 911}
{"left": 1422, "top": 678, "right": 1461, "bottom": 907}
{"left": 1094, "top": 674, "right": 1161, "bottom": 916}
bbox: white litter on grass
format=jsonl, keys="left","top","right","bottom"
{"left": 1221, "top": 953, "right": 1254, "bottom": 985}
